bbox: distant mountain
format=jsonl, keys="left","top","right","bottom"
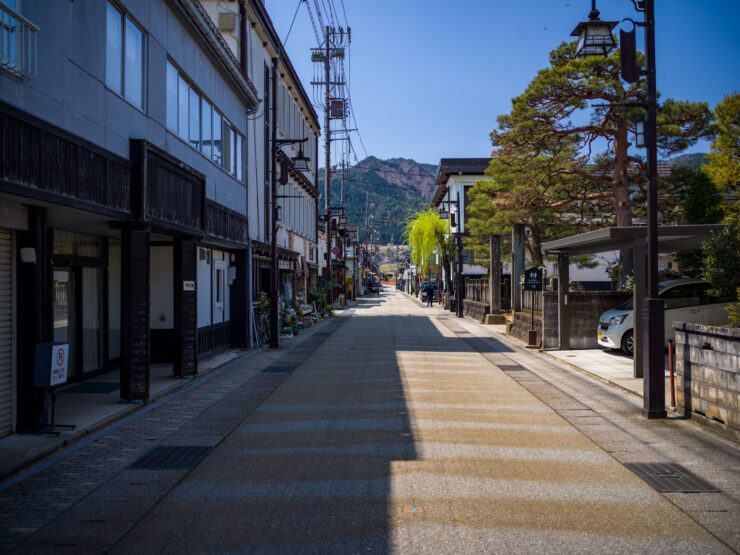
{"left": 663, "top": 152, "right": 709, "bottom": 171}
{"left": 319, "top": 156, "right": 437, "bottom": 244}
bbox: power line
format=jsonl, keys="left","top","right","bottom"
{"left": 281, "top": 0, "right": 304, "bottom": 47}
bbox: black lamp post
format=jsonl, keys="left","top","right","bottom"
{"left": 572, "top": 0, "right": 665, "bottom": 418}
{"left": 438, "top": 191, "right": 464, "bottom": 318}
{"left": 270, "top": 137, "right": 310, "bottom": 348}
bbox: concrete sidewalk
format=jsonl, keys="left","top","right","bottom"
{"left": 3, "top": 288, "right": 738, "bottom": 553}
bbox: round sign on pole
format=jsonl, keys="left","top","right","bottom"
{"left": 332, "top": 246, "right": 340, "bottom": 256}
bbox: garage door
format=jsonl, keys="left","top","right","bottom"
{"left": 0, "top": 229, "right": 13, "bottom": 437}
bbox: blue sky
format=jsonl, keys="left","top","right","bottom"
{"left": 264, "top": 0, "right": 740, "bottom": 166}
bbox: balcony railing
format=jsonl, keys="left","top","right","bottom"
{"left": 0, "top": 2, "right": 37, "bottom": 80}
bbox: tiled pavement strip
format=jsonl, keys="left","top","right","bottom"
{"left": 3, "top": 288, "right": 740, "bottom": 553}
{"left": 0, "top": 316, "right": 347, "bottom": 553}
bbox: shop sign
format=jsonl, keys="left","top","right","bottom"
{"left": 183, "top": 281, "right": 196, "bottom": 291}
{"left": 524, "top": 267, "right": 543, "bottom": 291}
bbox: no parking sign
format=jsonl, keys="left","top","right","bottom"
{"left": 33, "top": 342, "right": 69, "bottom": 387}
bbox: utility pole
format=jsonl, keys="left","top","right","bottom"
{"left": 311, "top": 25, "right": 348, "bottom": 303}
{"left": 323, "top": 26, "right": 332, "bottom": 291}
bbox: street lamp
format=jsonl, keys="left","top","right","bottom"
{"left": 291, "top": 147, "right": 310, "bottom": 171}
{"left": 571, "top": 0, "right": 665, "bottom": 418}
{"left": 270, "top": 137, "right": 311, "bottom": 348}
{"left": 570, "top": 0, "right": 618, "bottom": 57}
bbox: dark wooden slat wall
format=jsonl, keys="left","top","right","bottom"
{"left": 0, "top": 111, "right": 131, "bottom": 214}
{"left": 147, "top": 154, "right": 203, "bottom": 230}
{"left": 205, "top": 200, "right": 248, "bottom": 245}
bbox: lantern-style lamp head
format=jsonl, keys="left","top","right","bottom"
{"left": 291, "top": 147, "right": 310, "bottom": 171}
{"left": 634, "top": 115, "right": 646, "bottom": 148}
{"left": 570, "top": 1, "right": 617, "bottom": 57}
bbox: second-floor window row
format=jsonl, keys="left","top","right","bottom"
{"left": 166, "top": 60, "right": 243, "bottom": 181}
{"left": 106, "top": 1, "right": 143, "bottom": 109}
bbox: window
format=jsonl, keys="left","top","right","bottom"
{"left": 124, "top": 18, "right": 143, "bottom": 107}
{"left": 177, "top": 74, "right": 188, "bottom": 141}
{"left": 212, "top": 110, "right": 222, "bottom": 166}
{"left": 201, "top": 98, "right": 212, "bottom": 159}
{"left": 166, "top": 62, "right": 178, "bottom": 130}
{"left": 235, "top": 134, "right": 243, "bottom": 181}
{"left": 106, "top": 2, "right": 144, "bottom": 109}
{"left": 661, "top": 284, "right": 703, "bottom": 310}
{"left": 165, "top": 61, "right": 244, "bottom": 179}
{"left": 189, "top": 87, "right": 200, "bottom": 150}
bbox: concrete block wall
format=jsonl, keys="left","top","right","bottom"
{"left": 674, "top": 322, "right": 740, "bottom": 433}
{"left": 566, "top": 292, "right": 629, "bottom": 349}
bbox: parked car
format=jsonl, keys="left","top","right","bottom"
{"left": 420, "top": 281, "right": 438, "bottom": 302}
{"left": 597, "top": 278, "right": 734, "bottom": 355}
{"left": 368, "top": 280, "right": 380, "bottom": 294}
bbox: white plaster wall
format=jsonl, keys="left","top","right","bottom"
{"left": 197, "top": 247, "right": 212, "bottom": 328}
{"left": 108, "top": 242, "right": 121, "bottom": 359}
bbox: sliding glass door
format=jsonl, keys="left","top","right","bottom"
{"left": 53, "top": 268, "right": 77, "bottom": 377}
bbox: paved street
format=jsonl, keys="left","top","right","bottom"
{"left": 2, "top": 287, "right": 739, "bottom": 553}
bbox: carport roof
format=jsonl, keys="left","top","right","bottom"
{"left": 542, "top": 225, "right": 726, "bottom": 256}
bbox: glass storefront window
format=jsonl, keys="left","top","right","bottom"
{"left": 53, "top": 230, "right": 103, "bottom": 258}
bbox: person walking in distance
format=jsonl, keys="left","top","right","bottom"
{"left": 424, "top": 282, "right": 433, "bottom": 307}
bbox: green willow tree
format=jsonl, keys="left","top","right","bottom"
{"left": 705, "top": 92, "right": 740, "bottom": 216}
{"left": 403, "top": 210, "right": 454, "bottom": 292}
{"left": 468, "top": 39, "right": 714, "bottom": 284}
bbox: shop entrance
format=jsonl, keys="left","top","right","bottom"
{"left": 52, "top": 266, "right": 105, "bottom": 380}
{"left": 51, "top": 231, "right": 107, "bottom": 381}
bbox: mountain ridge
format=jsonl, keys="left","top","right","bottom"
{"left": 319, "top": 156, "right": 437, "bottom": 244}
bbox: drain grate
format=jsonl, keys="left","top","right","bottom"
{"left": 498, "top": 364, "right": 526, "bottom": 372}
{"left": 262, "top": 365, "right": 295, "bottom": 373}
{"left": 129, "top": 446, "right": 212, "bottom": 470}
{"left": 625, "top": 462, "right": 720, "bottom": 492}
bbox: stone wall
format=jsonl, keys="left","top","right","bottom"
{"left": 674, "top": 322, "right": 740, "bottom": 436}
{"left": 508, "top": 292, "right": 557, "bottom": 348}
{"left": 463, "top": 299, "right": 489, "bottom": 322}
{"left": 508, "top": 291, "right": 629, "bottom": 349}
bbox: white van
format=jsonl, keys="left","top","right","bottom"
{"left": 597, "top": 279, "right": 734, "bottom": 355}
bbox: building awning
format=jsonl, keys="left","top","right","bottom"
{"left": 542, "top": 225, "right": 725, "bottom": 256}
{"left": 251, "top": 240, "right": 299, "bottom": 260}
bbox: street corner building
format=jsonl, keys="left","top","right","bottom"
{"left": 0, "top": 0, "right": 319, "bottom": 437}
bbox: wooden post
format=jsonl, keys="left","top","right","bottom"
{"left": 174, "top": 238, "right": 197, "bottom": 377}
{"left": 121, "top": 226, "right": 150, "bottom": 401}
{"left": 489, "top": 234, "right": 501, "bottom": 313}
{"left": 557, "top": 254, "right": 569, "bottom": 350}
{"left": 511, "top": 224, "right": 525, "bottom": 313}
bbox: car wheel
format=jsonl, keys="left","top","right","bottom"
{"left": 620, "top": 330, "right": 634, "bottom": 356}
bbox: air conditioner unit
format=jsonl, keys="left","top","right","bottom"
{"left": 218, "top": 12, "right": 236, "bottom": 31}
